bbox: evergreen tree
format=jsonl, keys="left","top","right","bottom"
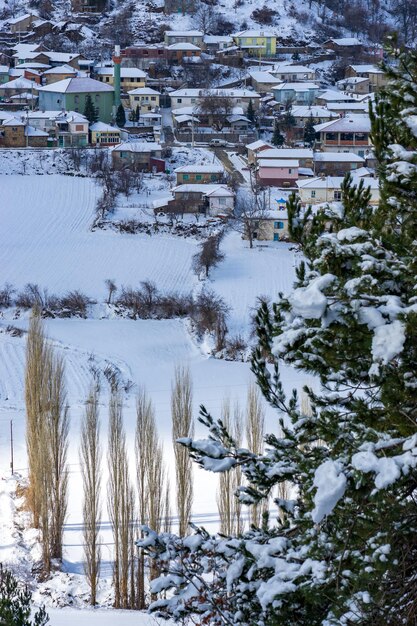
{"left": 138, "top": 45, "right": 417, "bottom": 626}
{"left": 135, "top": 105, "right": 140, "bottom": 123}
{"left": 0, "top": 565, "right": 49, "bottom": 626}
{"left": 247, "top": 98, "right": 256, "bottom": 126}
{"left": 303, "top": 113, "right": 317, "bottom": 147}
{"left": 116, "top": 104, "right": 126, "bottom": 128}
{"left": 84, "top": 95, "right": 98, "bottom": 124}
{"left": 272, "top": 121, "right": 284, "bottom": 147}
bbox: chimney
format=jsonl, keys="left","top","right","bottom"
{"left": 113, "top": 44, "right": 121, "bottom": 108}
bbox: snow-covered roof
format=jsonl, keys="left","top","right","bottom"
{"left": 174, "top": 114, "right": 199, "bottom": 123}
{"left": 258, "top": 159, "right": 299, "bottom": 168}
{"left": 249, "top": 71, "right": 282, "bottom": 84}
{"left": 259, "top": 148, "right": 313, "bottom": 159}
{"left": 273, "top": 64, "right": 314, "bottom": 75}
{"left": 246, "top": 140, "right": 272, "bottom": 151}
{"left": 317, "top": 89, "right": 356, "bottom": 102}
{"left": 10, "top": 92, "right": 38, "bottom": 99}
{"left": 234, "top": 30, "right": 276, "bottom": 37}
{"left": 2, "top": 116, "right": 25, "bottom": 126}
{"left": 128, "top": 87, "right": 160, "bottom": 96}
{"left": 94, "top": 67, "right": 147, "bottom": 78}
{"left": 297, "top": 175, "right": 378, "bottom": 189}
{"left": 167, "top": 43, "right": 201, "bottom": 51}
{"left": 170, "top": 88, "right": 260, "bottom": 98}
{"left": 173, "top": 184, "right": 233, "bottom": 196}
{"left": 0, "top": 77, "right": 38, "bottom": 89}
{"left": 203, "top": 35, "right": 232, "bottom": 44}
{"left": 17, "top": 62, "right": 51, "bottom": 69}
{"left": 8, "top": 13, "right": 34, "bottom": 24}
{"left": 328, "top": 38, "right": 361, "bottom": 46}
{"left": 90, "top": 122, "right": 120, "bottom": 132}
{"left": 349, "top": 64, "right": 384, "bottom": 74}
{"left": 38, "top": 77, "right": 114, "bottom": 93}
{"left": 25, "top": 125, "right": 48, "bottom": 136}
{"left": 12, "top": 43, "right": 41, "bottom": 55}
{"left": 174, "top": 165, "right": 224, "bottom": 173}
{"left": 291, "top": 105, "right": 337, "bottom": 118}
{"left": 313, "top": 152, "right": 365, "bottom": 162}
{"left": 112, "top": 141, "right": 161, "bottom": 152}
{"left": 42, "top": 64, "right": 77, "bottom": 75}
{"left": 273, "top": 82, "right": 319, "bottom": 91}
{"left": 166, "top": 30, "right": 203, "bottom": 36}
{"left": 337, "top": 76, "right": 369, "bottom": 85}
{"left": 0, "top": 65, "right": 9, "bottom": 73}
{"left": 314, "top": 114, "right": 371, "bottom": 133}
{"left": 326, "top": 102, "right": 367, "bottom": 111}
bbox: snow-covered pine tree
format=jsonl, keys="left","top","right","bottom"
{"left": 139, "top": 46, "right": 417, "bottom": 626}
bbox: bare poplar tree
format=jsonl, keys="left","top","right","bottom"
{"left": 217, "top": 399, "right": 244, "bottom": 535}
{"left": 47, "top": 352, "right": 69, "bottom": 562}
{"left": 107, "top": 390, "right": 134, "bottom": 609}
{"left": 135, "top": 388, "right": 168, "bottom": 606}
{"left": 171, "top": 366, "right": 194, "bottom": 536}
{"left": 80, "top": 386, "right": 101, "bottom": 605}
{"left": 245, "top": 383, "right": 265, "bottom": 528}
{"left": 25, "top": 308, "right": 50, "bottom": 529}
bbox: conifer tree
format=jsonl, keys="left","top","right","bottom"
{"left": 303, "top": 113, "right": 316, "bottom": 147}
{"left": 246, "top": 98, "right": 256, "bottom": 126}
{"left": 84, "top": 95, "right": 98, "bottom": 124}
{"left": 0, "top": 565, "right": 49, "bottom": 626}
{"left": 272, "top": 121, "right": 284, "bottom": 147}
{"left": 138, "top": 45, "right": 417, "bottom": 626}
{"left": 116, "top": 104, "right": 126, "bottom": 128}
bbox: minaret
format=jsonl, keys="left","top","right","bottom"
{"left": 113, "top": 44, "right": 121, "bottom": 108}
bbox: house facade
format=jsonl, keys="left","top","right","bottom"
{"left": 128, "top": 87, "right": 160, "bottom": 113}
{"left": 111, "top": 141, "right": 163, "bottom": 170}
{"left": 174, "top": 165, "right": 224, "bottom": 184}
{"left": 95, "top": 67, "right": 147, "bottom": 92}
{"left": 296, "top": 175, "right": 379, "bottom": 205}
{"left": 164, "top": 31, "right": 204, "bottom": 46}
{"left": 168, "top": 184, "right": 234, "bottom": 215}
{"left": 313, "top": 152, "right": 365, "bottom": 176}
{"left": 273, "top": 82, "right": 320, "bottom": 105}
{"left": 314, "top": 114, "right": 372, "bottom": 156}
{"left": 38, "top": 77, "right": 115, "bottom": 123}
{"left": 257, "top": 159, "right": 299, "bottom": 187}
{"left": 90, "top": 122, "right": 121, "bottom": 145}
{"left": 169, "top": 88, "right": 260, "bottom": 111}
{"left": 233, "top": 31, "right": 276, "bottom": 57}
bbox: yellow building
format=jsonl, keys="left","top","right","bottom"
{"left": 89, "top": 122, "right": 121, "bottom": 145}
{"left": 95, "top": 66, "right": 147, "bottom": 92}
{"left": 233, "top": 30, "right": 276, "bottom": 57}
{"left": 128, "top": 87, "right": 160, "bottom": 113}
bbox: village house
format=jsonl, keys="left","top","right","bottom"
{"left": 326, "top": 102, "right": 368, "bottom": 115}
{"left": 94, "top": 66, "right": 147, "bottom": 91}
{"left": 128, "top": 87, "right": 160, "bottom": 113}
{"left": 345, "top": 64, "right": 387, "bottom": 91}
{"left": 90, "top": 122, "right": 121, "bottom": 145}
{"left": 122, "top": 45, "right": 167, "bottom": 70}
{"left": 257, "top": 159, "right": 299, "bottom": 187}
{"left": 296, "top": 175, "right": 379, "bottom": 205}
{"left": 232, "top": 30, "right": 277, "bottom": 57}
{"left": 315, "top": 89, "right": 357, "bottom": 106}
{"left": 14, "top": 51, "right": 84, "bottom": 69}
{"left": 246, "top": 139, "right": 272, "bottom": 164}
{"left": 0, "top": 117, "right": 49, "bottom": 147}
{"left": 7, "top": 13, "right": 36, "bottom": 33}
{"left": 169, "top": 88, "right": 261, "bottom": 111}
{"left": 248, "top": 71, "right": 282, "bottom": 94}
{"left": 55, "top": 112, "right": 89, "bottom": 147}
{"left": 38, "top": 77, "right": 115, "bottom": 123}
{"left": 203, "top": 35, "right": 233, "bottom": 53}
{"left": 167, "top": 184, "right": 234, "bottom": 216}
{"left": 0, "top": 77, "right": 38, "bottom": 100}
{"left": 256, "top": 148, "right": 314, "bottom": 169}
{"left": 323, "top": 38, "right": 362, "bottom": 55}
{"left": 247, "top": 206, "right": 289, "bottom": 242}
{"left": 174, "top": 164, "right": 225, "bottom": 184}
{"left": 42, "top": 64, "right": 78, "bottom": 85}
{"left": 0, "top": 66, "right": 9, "bottom": 84}
{"left": 336, "top": 76, "right": 370, "bottom": 95}
{"left": 166, "top": 43, "right": 202, "bottom": 65}
{"left": 164, "top": 30, "right": 204, "bottom": 47}
{"left": 111, "top": 141, "right": 163, "bottom": 170}
{"left": 273, "top": 82, "right": 320, "bottom": 106}
{"left": 271, "top": 64, "right": 316, "bottom": 82}
{"left": 313, "top": 152, "right": 365, "bottom": 176}
{"left": 314, "top": 114, "right": 372, "bottom": 156}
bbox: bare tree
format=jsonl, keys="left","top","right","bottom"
{"left": 25, "top": 308, "right": 50, "bottom": 529}
{"left": 105, "top": 279, "right": 117, "bottom": 305}
{"left": 80, "top": 385, "right": 101, "bottom": 605}
{"left": 197, "top": 91, "right": 234, "bottom": 131}
{"left": 194, "top": 3, "right": 218, "bottom": 33}
{"left": 107, "top": 390, "right": 134, "bottom": 608}
{"left": 245, "top": 383, "right": 265, "bottom": 528}
{"left": 171, "top": 366, "right": 194, "bottom": 536}
{"left": 230, "top": 185, "right": 269, "bottom": 249}
{"left": 47, "top": 352, "right": 69, "bottom": 562}
{"left": 192, "top": 233, "right": 225, "bottom": 278}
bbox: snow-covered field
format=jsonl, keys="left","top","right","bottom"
{"left": 0, "top": 171, "right": 304, "bottom": 610}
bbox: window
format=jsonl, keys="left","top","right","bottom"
{"left": 95, "top": 94, "right": 100, "bottom": 102}
{"left": 151, "top": 96, "right": 156, "bottom": 101}
{"left": 311, "top": 190, "right": 316, "bottom": 198}
{"left": 219, "top": 197, "right": 226, "bottom": 205}
{"left": 74, "top": 95, "right": 79, "bottom": 104}
{"left": 334, "top": 191, "right": 342, "bottom": 200}
{"left": 210, "top": 174, "right": 217, "bottom": 180}
{"left": 177, "top": 98, "right": 182, "bottom": 103}
{"left": 274, "top": 221, "right": 284, "bottom": 229}
{"left": 183, "top": 174, "right": 189, "bottom": 180}
{"left": 106, "top": 77, "right": 110, "bottom": 82}
{"left": 196, "top": 174, "right": 202, "bottom": 181}
{"left": 288, "top": 168, "right": 292, "bottom": 174}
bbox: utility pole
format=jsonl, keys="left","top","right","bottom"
{"left": 10, "top": 419, "right": 14, "bottom": 476}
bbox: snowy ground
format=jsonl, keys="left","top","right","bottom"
{"left": 0, "top": 168, "right": 305, "bottom": 610}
